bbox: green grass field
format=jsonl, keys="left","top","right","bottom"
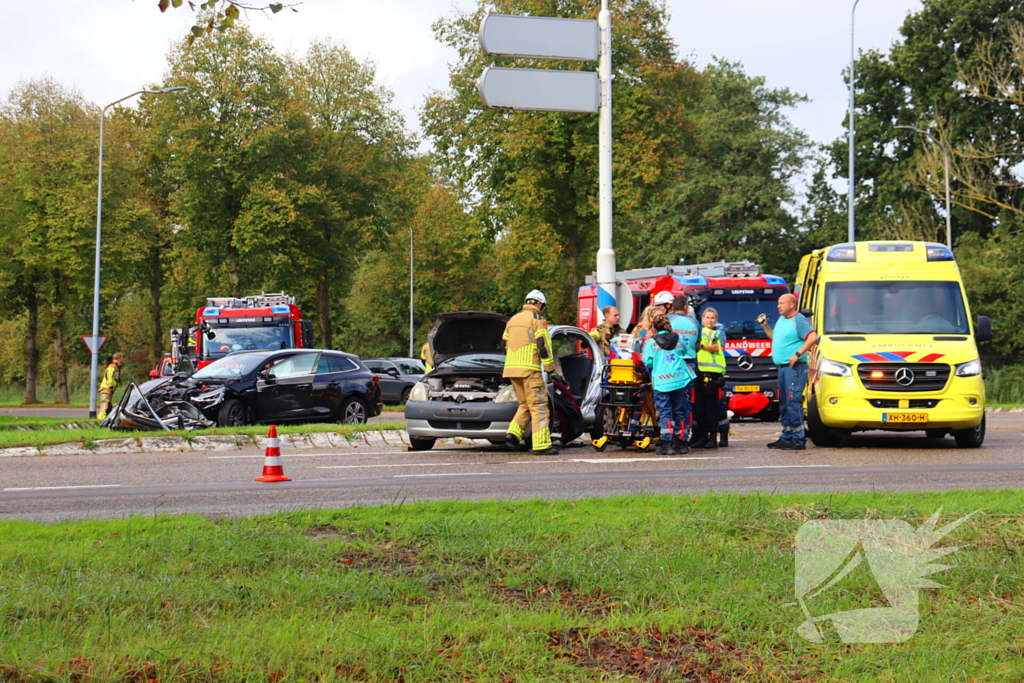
{"left": 1, "top": 491, "right": 1021, "bottom": 682}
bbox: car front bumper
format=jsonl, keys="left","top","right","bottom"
{"left": 405, "top": 400, "right": 518, "bottom": 438}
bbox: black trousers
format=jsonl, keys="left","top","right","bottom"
{"left": 693, "top": 371, "right": 723, "bottom": 436}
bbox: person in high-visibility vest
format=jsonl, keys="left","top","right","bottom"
{"left": 692, "top": 308, "right": 726, "bottom": 449}
{"left": 97, "top": 352, "right": 125, "bottom": 420}
{"left": 420, "top": 341, "right": 433, "bottom": 374}
{"left": 503, "top": 290, "right": 559, "bottom": 455}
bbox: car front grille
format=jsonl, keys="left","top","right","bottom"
{"left": 724, "top": 352, "right": 777, "bottom": 383}
{"left": 866, "top": 399, "right": 942, "bottom": 408}
{"left": 427, "top": 420, "right": 492, "bottom": 430}
{"left": 857, "top": 363, "right": 950, "bottom": 392}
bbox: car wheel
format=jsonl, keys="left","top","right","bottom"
{"left": 400, "top": 386, "right": 412, "bottom": 404}
{"left": 952, "top": 415, "right": 985, "bottom": 448}
{"left": 217, "top": 399, "right": 246, "bottom": 427}
{"left": 595, "top": 404, "right": 617, "bottom": 439}
{"left": 806, "top": 395, "right": 841, "bottom": 447}
{"left": 408, "top": 436, "right": 436, "bottom": 451}
{"left": 338, "top": 396, "right": 368, "bottom": 424}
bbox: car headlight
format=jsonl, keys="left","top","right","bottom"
{"left": 407, "top": 382, "right": 429, "bottom": 402}
{"left": 819, "top": 358, "right": 852, "bottom": 377}
{"left": 494, "top": 384, "right": 518, "bottom": 404}
{"left": 191, "top": 387, "right": 226, "bottom": 403}
{"left": 955, "top": 359, "right": 982, "bottom": 377}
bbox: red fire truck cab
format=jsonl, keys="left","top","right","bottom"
{"left": 179, "top": 293, "right": 314, "bottom": 369}
{"left": 578, "top": 261, "right": 790, "bottom": 420}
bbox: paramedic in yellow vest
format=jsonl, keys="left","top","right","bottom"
{"left": 97, "top": 353, "right": 125, "bottom": 420}
{"left": 692, "top": 308, "right": 726, "bottom": 449}
{"left": 503, "top": 290, "right": 559, "bottom": 455}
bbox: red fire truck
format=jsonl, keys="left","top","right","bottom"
{"left": 578, "top": 261, "right": 790, "bottom": 420}
{"left": 171, "top": 292, "right": 314, "bottom": 370}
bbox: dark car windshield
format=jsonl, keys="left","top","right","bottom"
{"left": 204, "top": 324, "right": 293, "bottom": 357}
{"left": 436, "top": 353, "right": 505, "bottom": 369}
{"left": 824, "top": 280, "right": 969, "bottom": 334}
{"left": 192, "top": 354, "right": 270, "bottom": 380}
{"left": 702, "top": 299, "right": 777, "bottom": 337}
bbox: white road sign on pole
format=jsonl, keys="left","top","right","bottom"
{"left": 478, "top": 67, "right": 599, "bottom": 113}
{"left": 81, "top": 335, "right": 107, "bottom": 354}
{"left": 479, "top": 14, "right": 599, "bottom": 61}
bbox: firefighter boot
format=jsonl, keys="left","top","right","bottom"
{"left": 656, "top": 439, "right": 675, "bottom": 456}
{"left": 703, "top": 434, "right": 718, "bottom": 450}
{"left": 718, "top": 428, "right": 729, "bottom": 448}
{"left": 674, "top": 438, "right": 689, "bottom": 455}
{"left": 689, "top": 433, "right": 708, "bottom": 449}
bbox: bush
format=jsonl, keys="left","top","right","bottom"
{"left": 984, "top": 364, "right": 1024, "bottom": 404}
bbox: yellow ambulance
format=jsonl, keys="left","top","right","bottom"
{"left": 794, "top": 241, "right": 992, "bottom": 448}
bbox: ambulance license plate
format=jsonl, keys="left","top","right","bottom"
{"left": 733, "top": 385, "right": 760, "bottom": 392}
{"left": 882, "top": 413, "right": 928, "bottom": 423}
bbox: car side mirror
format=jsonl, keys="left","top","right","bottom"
{"left": 149, "top": 370, "right": 159, "bottom": 378}
{"left": 799, "top": 308, "right": 813, "bottom": 318}
{"left": 975, "top": 315, "right": 993, "bottom": 342}
{"left": 257, "top": 370, "right": 273, "bottom": 381}
{"left": 205, "top": 329, "right": 216, "bottom": 340}
{"left": 387, "top": 368, "right": 400, "bottom": 377}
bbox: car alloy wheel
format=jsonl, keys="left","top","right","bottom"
{"left": 341, "top": 397, "right": 368, "bottom": 424}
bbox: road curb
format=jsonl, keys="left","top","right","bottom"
{"left": 0, "top": 429, "right": 411, "bottom": 458}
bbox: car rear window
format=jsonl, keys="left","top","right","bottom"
{"left": 318, "top": 355, "right": 357, "bottom": 374}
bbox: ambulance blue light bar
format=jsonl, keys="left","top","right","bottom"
{"left": 764, "top": 275, "right": 787, "bottom": 285}
{"left": 271, "top": 305, "right": 291, "bottom": 314}
{"left": 826, "top": 244, "right": 857, "bottom": 262}
{"left": 202, "top": 307, "right": 220, "bottom": 316}
{"left": 925, "top": 243, "right": 955, "bottom": 261}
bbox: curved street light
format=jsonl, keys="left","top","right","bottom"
{"left": 896, "top": 124, "right": 952, "bottom": 249}
{"left": 89, "top": 86, "right": 188, "bottom": 419}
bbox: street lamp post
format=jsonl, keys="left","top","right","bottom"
{"left": 896, "top": 125, "right": 952, "bottom": 249}
{"left": 848, "top": 0, "right": 862, "bottom": 243}
{"left": 405, "top": 224, "right": 409, "bottom": 360}
{"left": 89, "top": 86, "right": 187, "bottom": 419}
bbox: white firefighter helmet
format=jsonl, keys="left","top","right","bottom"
{"left": 525, "top": 289, "right": 547, "bottom": 305}
{"left": 653, "top": 290, "right": 674, "bottom": 306}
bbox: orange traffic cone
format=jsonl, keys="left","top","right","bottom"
{"left": 254, "top": 425, "right": 291, "bottom": 482}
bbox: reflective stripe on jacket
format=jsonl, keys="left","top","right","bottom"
{"left": 696, "top": 327, "right": 726, "bottom": 373}
{"left": 99, "top": 363, "right": 120, "bottom": 390}
{"left": 502, "top": 304, "right": 555, "bottom": 377}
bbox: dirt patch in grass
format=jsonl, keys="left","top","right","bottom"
{"left": 490, "top": 582, "right": 624, "bottom": 617}
{"left": 548, "top": 625, "right": 789, "bottom": 682}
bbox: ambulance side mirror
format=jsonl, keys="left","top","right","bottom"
{"left": 800, "top": 308, "right": 813, "bottom": 318}
{"left": 975, "top": 315, "right": 993, "bottom": 342}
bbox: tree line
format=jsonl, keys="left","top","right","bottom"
{"left": 1, "top": 0, "right": 1021, "bottom": 402}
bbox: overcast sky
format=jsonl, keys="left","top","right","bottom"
{"left": 2, "top": 0, "right": 922, "bottom": 148}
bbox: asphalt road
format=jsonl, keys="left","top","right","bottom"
{"left": 2, "top": 412, "right": 1022, "bottom": 522}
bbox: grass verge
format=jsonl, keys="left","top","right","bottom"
{"left": 0, "top": 491, "right": 1021, "bottom": 681}
{"left": 0, "top": 421, "right": 407, "bottom": 450}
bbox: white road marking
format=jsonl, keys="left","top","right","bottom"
{"left": 393, "top": 472, "right": 492, "bottom": 478}
{"left": 317, "top": 462, "right": 457, "bottom": 470}
{"left": 4, "top": 484, "right": 122, "bottom": 491}
{"left": 210, "top": 451, "right": 398, "bottom": 459}
{"left": 744, "top": 465, "right": 833, "bottom": 469}
{"left": 571, "top": 457, "right": 733, "bottom": 464}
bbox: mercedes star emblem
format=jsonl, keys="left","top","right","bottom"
{"left": 737, "top": 354, "right": 754, "bottom": 371}
{"left": 895, "top": 367, "right": 915, "bottom": 386}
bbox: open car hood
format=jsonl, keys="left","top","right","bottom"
{"left": 427, "top": 311, "right": 509, "bottom": 365}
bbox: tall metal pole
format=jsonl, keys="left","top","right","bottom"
{"left": 89, "top": 87, "right": 187, "bottom": 418}
{"left": 595, "top": 0, "right": 617, "bottom": 321}
{"left": 943, "top": 145, "right": 952, "bottom": 248}
{"left": 405, "top": 227, "right": 409, "bottom": 360}
{"left": 848, "top": 0, "right": 862, "bottom": 244}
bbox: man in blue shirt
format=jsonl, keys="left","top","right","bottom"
{"left": 758, "top": 293, "right": 818, "bottom": 450}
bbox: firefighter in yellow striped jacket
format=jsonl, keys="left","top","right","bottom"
{"left": 502, "top": 290, "right": 559, "bottom": 455}
{"left": 97, "top": 353, "right": 125, "bottom": 420}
